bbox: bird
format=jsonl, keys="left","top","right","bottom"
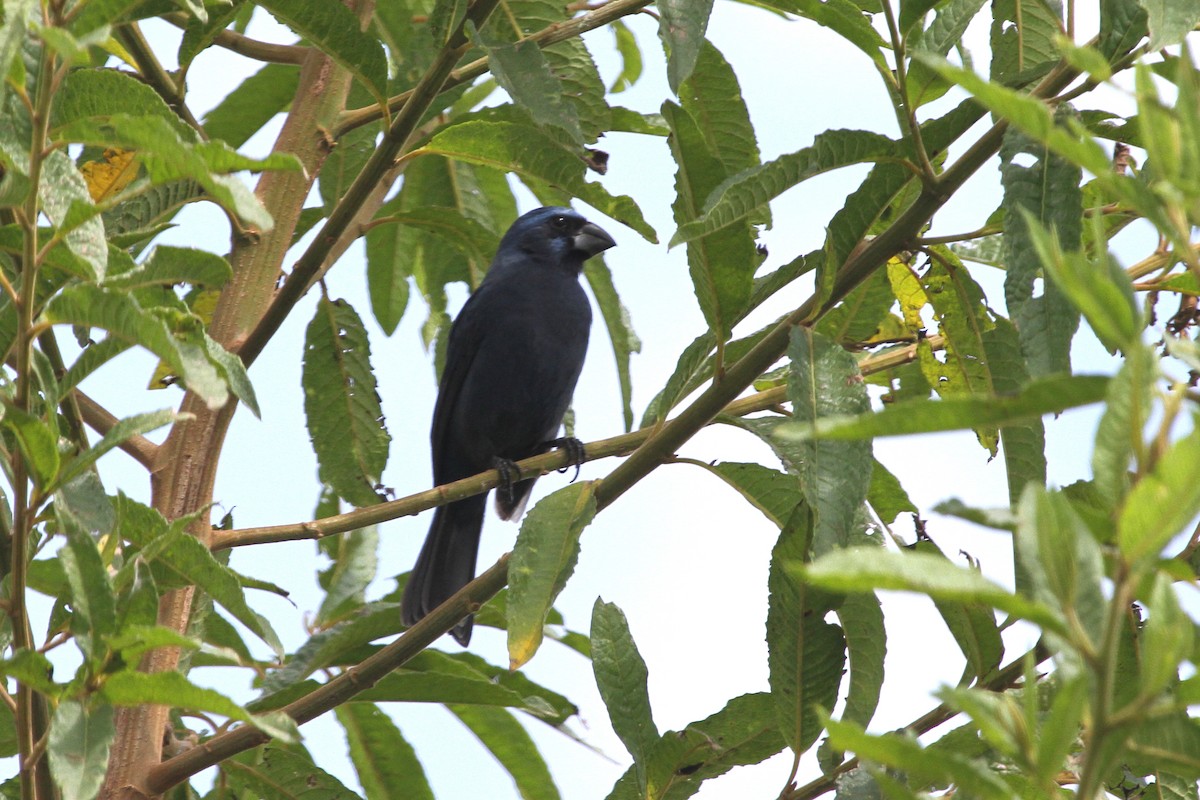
{"left": 401, "top": 206, "right": 616, "bottom": 645}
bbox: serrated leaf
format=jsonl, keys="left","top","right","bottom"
{"left": 52, "top": 68, "right": 196, "bottom": 143}
{"left": 223, "top": 746, "right": 353, "bottom": 796}
{"left": 767, "top": 508, "right": 846, "bottom": 754}
{"left": 1139, "top": 0, "right": 1200, "bottom": 48}
{"left": 800, "top": 548, "right": 1067, "bottom": 633}
{"left": 779, "top": 374, "right": 1108, "bottom": 441}
{"left": 2, "top": 406, "right": 60, "bottom": 487}
{"left": 48, "top": 700, "right": 114, "bottom": 800}
{"left": 990, "top": 0, "right": 1062, "bottom": 86}
{"left": 336, "top": 703, "right": 434, "bottom": 800}
{"left": 55, "top": 409, "right": 180, "bottom": 491}
{"left": 474, "top": 31, "right": 582, "bottom": 144}
{"left": 414, "top": 121, "right": 656, "bottom": 242}
{"left": 302, "top": 297, "right": 390, "bottom": 508}
{"left": 867, "top": 459, "right": 918, "bottom": 524}
{"left": 55, "top": 471, "right": 115, "bottom": 540}
{"left": 592, "top": 599, "right": 658, "bottom": 785}
{"left": 981, "top": 316, "right": 1047, "bottom": 505}
{"left": 784, "top": 328, "right": 872, "bottom": 555}
{"left": 316, "top": 526, "right": 378, "bottom": 626}
{"left": 705, "top": 461, "right": 804, "bottom": 528}
{"left": 670, "top": 130, "right": 900, "bottom": 246}
{"left": 508, "top": 482, "right": 597, "bottom": 669}
{"left": 257, "top": 0, "right": 387, "bottom": 105}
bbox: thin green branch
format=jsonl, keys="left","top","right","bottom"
{"left": 879, "top": 0, "right": 936, "bottom": 184}
{"left": 143, "top": 554, "right": 512, "bottom": 794}
{"left": 162, "top": 13, "right": 310, "bottom": 64}
{"left": 115, "top": 22, "right": 205, "bottom": 136}
{"left": 335, "top": 0, "right": 655, "bottom": 137}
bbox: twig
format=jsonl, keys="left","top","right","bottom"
{"left": 115, "top": 23, "right": 204, "bottom": 135}
{"left": 212, "top": 335, "right": 942, "bottom": 550}
{"left": 143, "top": 554, "right": 511, "bottom": 794}
{"left": 162, "top": 14, "right": 309, "bottom": 64}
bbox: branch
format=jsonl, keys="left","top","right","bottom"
{"left": 211, "top": 335, "right": 941, "bottom": 550}
{"left": 143, "top": 554, "right": 511, "bottom": 794}
{"left": 784, "top": 642, "right": 1051, "bottom": 800}
{"left": 238, "top": 0, "right": 505, "bottom": 366}
{"left": 116, "top": 22, "right": 204, "bottom": 135}
{"left": 590, "top": 62, "right": 1081, "bottom": 515}
{"left": 74, "top": 391, "right": 159, "bottom": 470}
{"left": 336, "top": 0, "right": 655, "bottom": 136}
{"left": 163, "top": 14, "right": 309, "bottom": 64}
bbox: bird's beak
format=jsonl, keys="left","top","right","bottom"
{"left": 573, "top": 221, "right": 616, "bottom": 258}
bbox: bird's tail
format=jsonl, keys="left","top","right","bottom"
{"left": 401, "top": 494, "right": 487, "bottom": 645}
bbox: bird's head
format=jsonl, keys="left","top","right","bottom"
{"left": 500, "top": 206, "right": 616, "bottom": 269}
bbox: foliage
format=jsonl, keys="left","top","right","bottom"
{"left": 0, "top": 0, "right": 1197, "bottom": 798}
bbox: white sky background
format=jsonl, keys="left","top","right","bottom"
{"left": 18, "top": 1, "right": 1193, "bottom": 798}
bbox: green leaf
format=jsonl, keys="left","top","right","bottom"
{"left": 52, "top": 68, "right": 196, "bottom": 143}
{"left": 867, "top": 459, "right": 918, "bottom": 524}
{"left": 320, "top": 124, "right": 376, "bottom": 209}
{"left": 100, "top": 672, "right": 297, "bottom": 741}
{"left": 778, "top": 374, "right": 1109, "bottom": 440}
{"left": 202, "top": 64, "right": 300, "bottom": 149}
{"left": 1127, "top": 714, "right": 1200, "bottom": 779}
{"left": 60, "top": 531, "right": 117, "bottom": 660}
{"left": 2, "top": 406, "right": 60, "bottom": 487}
{"left": 116, "top": 496, "right": 283, "bottom": 655}
{"left": 1099, "top": 0, "right": 1149, "bottom": 58}
{"left": 682, "top": 40, "right": 763, "bottom": 190}
{"left": 704, "top": 461, "right": 804, "bottom": 528}
{"left": 202, "top": 331, "right": 261, "bottom": 418}
{"left": 1139, "top": 573, "right": 1194, "bottom": 699}
{"left": 982, "top": 316, "right": 1047, "bottom": 505}
{"left": 990, "top": 0, "right": 1062, "bottom": 86}
{"left": 784, "top": 328, "right": 872, "bottom": 555}
{"left": 670, "top": 129, "right": 900, "bottom": 246}
{"left": 656, "top": 0, "right": 714, "bottom": 92}
{"left": 56, "top": 409, "right": 180, "bottom": 491}
{"left": 1138, "top": 0, "right": 1200, "bottom": 48}
{"left": 48, "top": 700, "right": 114, "bottom": 800}
{"left": 223, "top": 746, "right": 355, "bottom": 796}
{"left": 1013, "top": 485, "right": 1106, "bottom": 656}
{"left": 663, "top": 100, "right": 756, "bottom": 342}
{"left": 414, "top": 121, "right": 656, "bottom": 242}
{"left": 316, "top": 526, "right": 378, "bottom": 626}
{"left": 302, "top": 297, "right": 390, "bottom": 508}
{"left": 55, "top": 471, "right": 115, "bottom": 539}
{"left": 257, "top": 0, "right": 387, "bottom": 105}
{"left": 1000, "top": 123, "right": 1083, "bottom": 377}
{"left": 452, "top": 705, "right": 561, "bottom": 800}
{"left": 41, "top": 149, "right": 106, "bottom": 280}
{"left": 909, "top": 538, "right": 1005, "bottom": 682}
{"left": 837, "top": 592, "right": 885, "bottom": 728}
{"left": 1118, "top": 427, "right": 1200, "bottom": 564}
{"left": 584, "top": 256, "right": 640, "bottom": 431}
{"left": 102, "top": 245, "right": 232, "bottom": 291}
{"left": 508, "top": 482, "right": 597, "bottom": 669}
{"left": 767, "top": 508, "right": 846, "bottom": 754}
{"left": 472, "top": 29, "right": 583, "bottom": 144}
{"left": 336, "top": 703, "right": 433, "bottom": 800}
{"left": 800, "top": 548, "right": 1068, "bottom": 633}
{"left": 609, "top": 20, "right": 643, "bottom": 93}
{"left": 824, "top": 718, "right": 1016, "bottom": 800}
{"left": 592, "top": 599, "right": 658, "bottom": 785}
{"left": 788, "top": 0, "right": 889, "bottom": 67}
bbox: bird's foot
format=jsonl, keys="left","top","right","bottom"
{"left": 546, "top": 437, "right": 586, "bottom": 482}
{"left": 493, "top": 457, "right": 521, "bottom": 507}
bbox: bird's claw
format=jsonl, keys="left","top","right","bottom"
{"left": 547, "top": 437, "right": 586, "bottom": 482}
{"left": 493, "top": 457, "right": 520, "bottom": 507}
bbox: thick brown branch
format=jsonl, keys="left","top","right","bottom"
{"left": 143, "top": 555, "right": 511, "bottom": 794}
{"left": 211, "top": 335, "right": 941, "bottom": 550}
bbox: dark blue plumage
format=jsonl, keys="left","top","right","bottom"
{"left": 401, "top": 207, "right": 616, "bottom": 645}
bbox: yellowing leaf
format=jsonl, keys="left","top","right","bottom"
{"left": 80, "top": 148, "right": 139, "bottom": 201}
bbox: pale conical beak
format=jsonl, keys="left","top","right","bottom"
{"left": 573, "top": 221, "right": 616, "bottom": 258}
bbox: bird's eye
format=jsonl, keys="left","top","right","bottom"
{"left": 551, "top": 216, "right": 569, "bottom": 230}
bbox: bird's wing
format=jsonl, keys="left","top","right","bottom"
{"left": 429, "top": 286, "right": 491, "bottom": 482}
